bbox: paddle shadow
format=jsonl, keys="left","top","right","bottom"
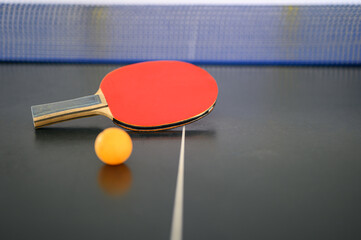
{"left": 35, "top": 127, "right": 216, "bottom": 142}
{"left": 34, "top": 127, "right": 104, "bottom": 143}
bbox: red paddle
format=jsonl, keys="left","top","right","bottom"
{"left": 31, "top": 61, "right": 218, "bottom": 131}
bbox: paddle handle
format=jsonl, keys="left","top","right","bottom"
{"left": 31, "top": 94, "right": 109, "bottom": 128}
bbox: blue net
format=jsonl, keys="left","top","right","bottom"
{"left": 1, "top": 4, "right": 360, "bottom": 64}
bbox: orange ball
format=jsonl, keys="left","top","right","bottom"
{"left": 95, "top": 128, "right": 133, "bottom": 165}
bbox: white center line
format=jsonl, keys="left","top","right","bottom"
{"left": 170, "top": 126, "right": 185, "bottom": 240}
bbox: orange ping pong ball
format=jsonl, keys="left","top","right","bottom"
{"left": 95, "top": 128, "right": 133, "bottom": 165}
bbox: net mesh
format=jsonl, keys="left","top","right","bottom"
{"left": 1, "top": 4, "right": 360, "bottom": 64}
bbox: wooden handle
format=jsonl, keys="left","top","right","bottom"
{"left": 31, "top": 91, "right": 110, "bottom": 128}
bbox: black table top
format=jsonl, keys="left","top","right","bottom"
{"left": 1, "top": 64, "right": 360, "bottom": 240}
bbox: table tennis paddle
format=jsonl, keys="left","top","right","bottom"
{"left": 31, "top": 61, "right": 218, "bottom": 131}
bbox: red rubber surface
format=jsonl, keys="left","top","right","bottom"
{"left": 100, "top": 61, "right": 218, "bottom": 127}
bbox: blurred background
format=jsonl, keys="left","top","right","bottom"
{"left": 1, "top": 1, "right": 360, "bottom": 65}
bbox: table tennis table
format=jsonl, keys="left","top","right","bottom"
{"left": 1, "top": 2, "right": 360, "bottom": 240}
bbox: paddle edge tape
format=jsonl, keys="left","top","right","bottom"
{"left": 113, "top": 102, "right": 216, "bottom": 131}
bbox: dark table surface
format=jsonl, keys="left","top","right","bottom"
{"left": 1, "top": 64, "right": 360, "bottom": 240}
